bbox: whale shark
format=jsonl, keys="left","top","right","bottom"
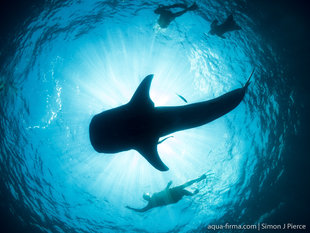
{"left": 89, "top": 70, "right": 254, "bottom": 171}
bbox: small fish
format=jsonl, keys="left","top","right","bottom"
{"left": 176, "top": 93, "right": 188, "bottom": 103}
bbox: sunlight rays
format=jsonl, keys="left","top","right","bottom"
{"left": 59, "top": 27, "right": 246, "bottom": 216}
{"left": 18, "top": 11, "right": 258, "bottom": 230}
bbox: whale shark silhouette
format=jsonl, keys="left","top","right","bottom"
{"left": 89, "top": 70, "right": 254, "bottom": 171}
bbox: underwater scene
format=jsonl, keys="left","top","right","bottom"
{"left": 0, "top": 0, "right": 309, "bottom": 232}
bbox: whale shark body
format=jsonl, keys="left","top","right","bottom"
{"left": 89, "top": 71, "right": 254, "bottom": 171}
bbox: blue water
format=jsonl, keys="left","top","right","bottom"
{"left": 0, "top": 0, "right": 308, "bottom": 232}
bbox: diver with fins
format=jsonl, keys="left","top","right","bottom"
{"left": 209, "top": 14, "right": 241, "bottom": 38}
{"left": 154, "top": 2, "right": 198, "bottom": 28}
{"left": 126, "top": 173, "right": 211, "bottom": 212}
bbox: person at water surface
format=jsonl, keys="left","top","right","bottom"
{"left": 154, "top": 3, "right": 198, "bottom": 28}
{"left": 209, "top": 14, "right": 241, "bottom": 38}
{"left": 126, "top": 173, "right": 209, "bottom": 212}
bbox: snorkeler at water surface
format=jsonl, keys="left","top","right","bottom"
{"left": 154, "top": 2, "right": 198, "bottom": 28}
{"left": 209, "top": 14, "right": 241, "bottom": 38}
{"left": 126, "top": 173, "right": 208, "bottom": 212}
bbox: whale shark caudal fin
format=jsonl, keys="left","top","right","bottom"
{"left": 244, "top": 68, "right": 255, "bottom": 89}
{"left": 136, "top": 138, "right": 169, "bottom": 171}
{"left": 129, "top": 74, "right": 155, "bottom": 109}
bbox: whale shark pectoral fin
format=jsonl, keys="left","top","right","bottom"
{"left": 244, "top": 68, "right": 255, "bottom": 89}
{"left": 158, "top": 136, "right": 174, "bottom": 144}
{"left": 129, "top": 74, "right": 155, "bottom": 110}
{"left": 136, "top": 140, "right": 169, "bottom": 171}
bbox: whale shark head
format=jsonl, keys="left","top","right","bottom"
{"left": 89, "top": 107, "right": 127, "bottom": 153}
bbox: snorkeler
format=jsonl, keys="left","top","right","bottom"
{"left": 209, "top": 14, "right": 241, "bottom": 38}
{"left": 154, "top": 3, "right": 198, "bottom": 28}
{"left": 126, "top": 173, "right": 207, "bottom": 212}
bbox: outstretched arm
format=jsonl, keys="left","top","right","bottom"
{"left": 126, "top": 205, "right": 151, "bottom": 212}
{"left": 182, "top": 189, "right": 199, "bottom": 196}
{"left": 165, "top": 181, "right": 172, "bottom": 190}
{"left": 154, "top": 4, "right": 187, "bottom": 15}
{"left": 172, "top": 3, "right": 197, "bottom": 17}
{"left": 161, "top": 3, "right": 187, "bottom": 9}
{"left": 178, "top": 174, "right": 207, "bottom": 189}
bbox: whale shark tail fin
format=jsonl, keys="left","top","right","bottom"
{"left": 244, "top": 68, "right": 255, "bottom": 89}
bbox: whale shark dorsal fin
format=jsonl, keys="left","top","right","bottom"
{"left": 129, "top": 74, "right": 155, "bottom": 109}
{"left": 136, "top": 138, "right": 169, "bottom": 171}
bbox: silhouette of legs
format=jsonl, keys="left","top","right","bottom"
{"left": 182, "top": 189, "right": 198, "bottom": 196}
{"left": 167, "top": 3, "right": 187, "bottom": 9}
{"left": 173, "top": 9, "right": 189, "bottom": 17}
{"left": 177, "top": 174, "right": 206, "bottom": 189}
{"left": 173, "top": 3, "right": 198, "bottom": 17}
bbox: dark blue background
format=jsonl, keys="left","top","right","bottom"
{"left": 0, "top": 0, "right": 309, "bottom": 232}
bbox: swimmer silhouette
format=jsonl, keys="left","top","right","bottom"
{"left": 89, "top": 70, "right": 254, "bottom": 171}
{"left": 126, "top": 174, "right": 207, "bottom": 212}
{"left": 154, "top": 3, "right": 198, "bottom": 28}
{"left": 209, "top": 15, "right": 241, "bottom": 38}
